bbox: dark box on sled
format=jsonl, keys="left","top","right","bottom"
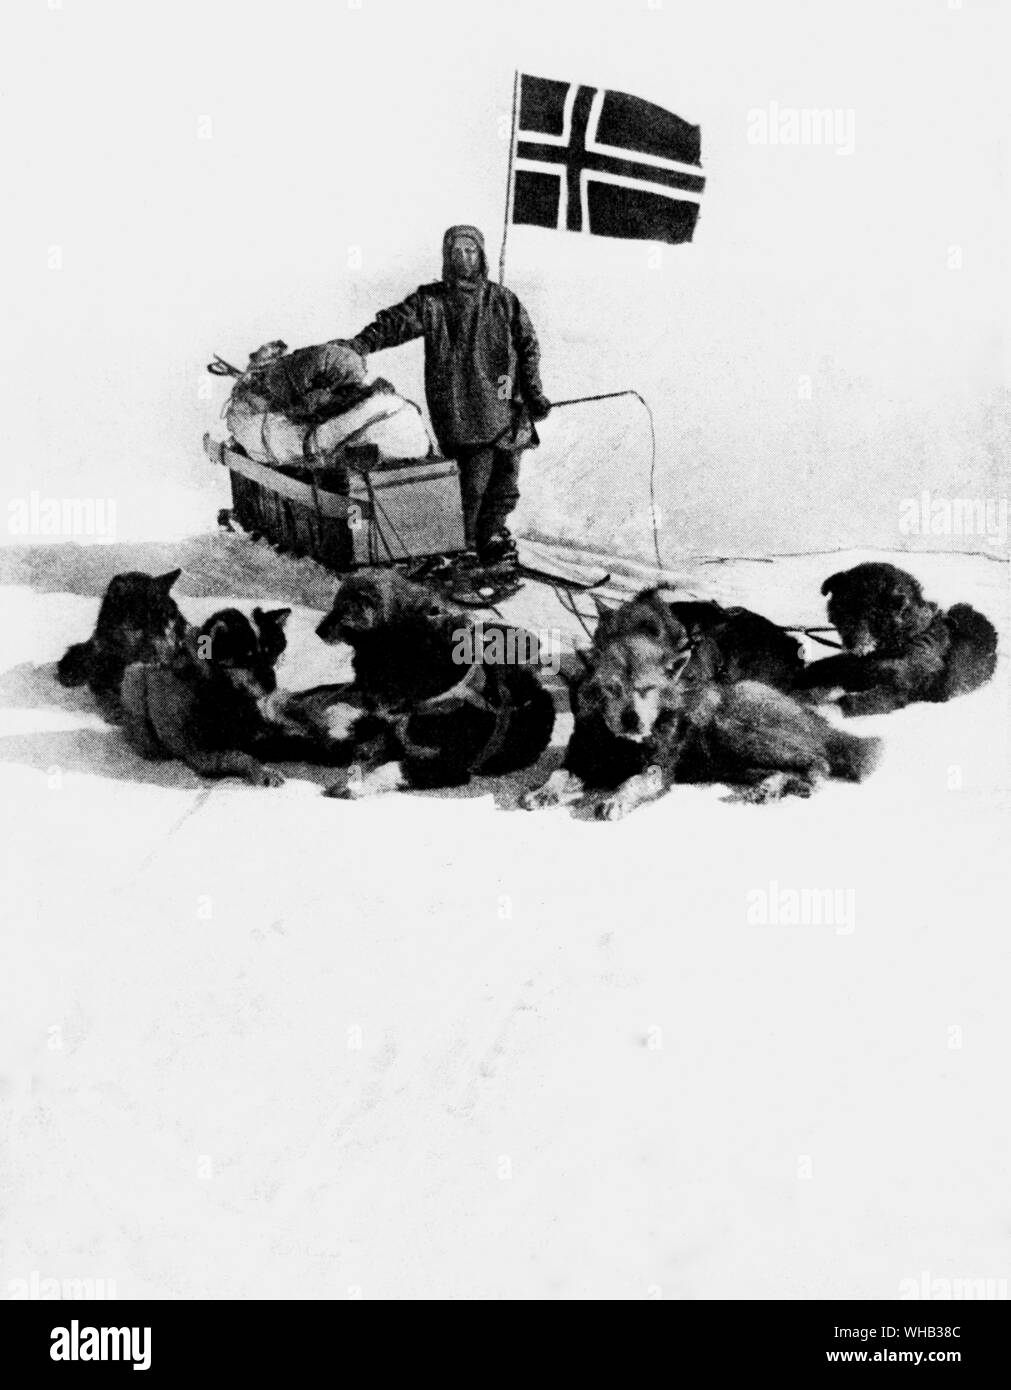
{"left": 205, "top": 437, "right": 466, "bottom": 571}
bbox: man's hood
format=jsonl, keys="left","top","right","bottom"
{"left": 442, "top": 224, "right": 488, "bottom": 284}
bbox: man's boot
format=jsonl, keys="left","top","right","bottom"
{"left": 479, "top": 528, "right": 519, "bottom": 574}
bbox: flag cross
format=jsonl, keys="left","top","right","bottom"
{"left": 515, "top": 84, "right": 705, "bottom": 235}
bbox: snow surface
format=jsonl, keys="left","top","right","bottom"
{"left": 1, "top": 526, "right": 1008, "bottom": 1301}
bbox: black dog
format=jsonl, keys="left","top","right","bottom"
{"left": 119, "top": 606, "right": 292, "bottom": 786}
{"left": 665, "top": 598, "right": 803, "bottom": 690}
{"left": 56, "top": 569, "right": 187, "bottom": 721}
{"left": 522, "top": 589, "right": 880, "bottom": 819}
{"left": 794, "top": 563, "right": 998, "bottom": 716}
{"left": 314, "top": 570, "right": 555, "bottom": 797}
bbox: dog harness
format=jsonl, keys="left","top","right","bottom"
{"left": 387, "top": 659, "right": 513, "bottom": 772}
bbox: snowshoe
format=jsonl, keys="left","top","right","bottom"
{"left": 446, "top": 565, "right": 524, "bottom": 608}
{"left": 405, "top": 552, "right": 460, "bottom": 585}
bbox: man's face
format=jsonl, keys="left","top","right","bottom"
{"left": 449, "top": 237, "right": 481, "bottom": 278}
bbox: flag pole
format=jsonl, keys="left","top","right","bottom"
{"left": 498, "top": 69, "right": 520, "bottom": 284}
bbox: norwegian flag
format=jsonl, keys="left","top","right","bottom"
{"left": 509, "top": 73, "right": 704, "bottom": 246}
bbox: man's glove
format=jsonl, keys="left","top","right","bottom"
{"left": 330, "top": 338, "right": 367, "bottom": 368}
{"left": 527, "top": 394, "right": 552, "bottom": 422}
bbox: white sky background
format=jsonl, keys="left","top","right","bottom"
{"left": 2, "top": 0, "right": 1008, "bottom": 558}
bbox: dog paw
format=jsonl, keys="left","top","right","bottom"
{"left": 323, "top": 774, "right": 352, "bottom": 799}
{"left": 249, "top": 763, "right": 284, "bottom": 788}
{"left": 594, "top": 768, "right": 662, "bottom": 820}
{"left": 727, "top": 772, "right": 813, "bottom": 804}
{"left": 520, "top": 785, "right": 562, "bottom": 811}
{"left": 323, "top": 762, "right": 402, "bottom": 799}
{"left": 795, "top": 684, "right": 844, "bottom": 706}
{"left": 520, "top": 770, "right": 584, "bottom": 811}
{"left": 838, "top": 693, "right": 876, "bottom": 718}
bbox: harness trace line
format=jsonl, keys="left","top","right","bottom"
{"left": 547, "top": 390, "right": 661, "bottom": 571}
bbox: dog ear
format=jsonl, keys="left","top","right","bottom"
{"left": 204, "top": 618, "right": 230, "bottom": 656}
{"left": 254, "top": 606, "right": 292, "bottom": 630}
{"left": 634, "top": 590, "right": 689, "bottom": 649}
{"left": 594, "top": 604, "right": 623, "bottom": 643}
{"left": 156, "top": 568, "right": 182, "bottom": 592}
{"left": 663, "top": 648, "right": 693, "bottom": 681}
{"left": 820, "top": 571, "right": 846, "bottom": 597}
{"left": 356, "top": 577, "right": 383, "bottom": 610}
{"left": 655, "top": 608, "right": 691, "bottom": 653}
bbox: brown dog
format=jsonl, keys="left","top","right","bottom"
{"left": 120, "top": 607, "right": 292, "bottom": 786}
{"left": 522, "top": 590, "right": 881, "bottom": 819}
{"left": 56, "top": 569, "right": 187, "bottom": 721}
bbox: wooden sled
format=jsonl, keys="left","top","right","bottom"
{"left": 204, "top": 433, "right": 466, "bottom": 571}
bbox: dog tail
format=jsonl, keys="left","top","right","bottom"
{"left": 56, "top": 641, "right": 93, "bottom": 687}
{"left": 824, "top": 726, "right": 883, "bottom": 782}
{"left": 942, "top": 604, "right": 998, "bottom": 698}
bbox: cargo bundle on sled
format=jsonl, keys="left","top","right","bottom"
{"left": 204, "top": 338, "right": 466, "bottom": 571}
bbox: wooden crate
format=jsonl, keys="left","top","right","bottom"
{"left": 204, "top": 435, "right": 466, "bottom": 570}
{"left": 347, "top": 457, "right": 466, "bottom": 565}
